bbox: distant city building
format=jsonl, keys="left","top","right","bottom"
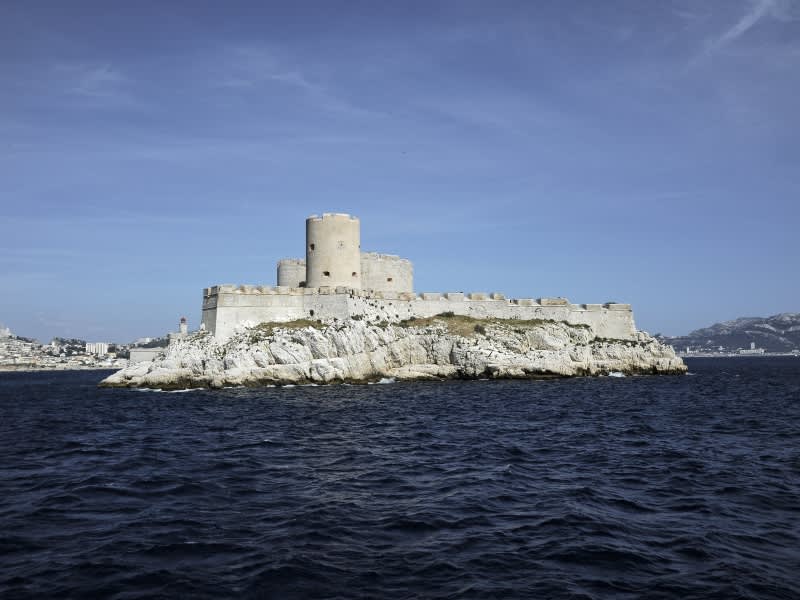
{"left": 0, "top": 324, "right": 11, "bottom": 339}
{"left": 85, "top": 342, "right": 109, "bottom": 355}
{"left": 739, "top": 341, "right": 765, "bottom": 355}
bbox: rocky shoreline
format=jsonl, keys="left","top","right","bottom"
{"left": 99, "top": 315, "right": 686, "bottom": 389}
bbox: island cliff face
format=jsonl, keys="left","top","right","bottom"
{"left": 101, "top": 315, "right": 686, "bottom": 389}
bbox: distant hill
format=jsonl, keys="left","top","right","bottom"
{"left": 661, "top": 313, "right": 800, "bottom": 353}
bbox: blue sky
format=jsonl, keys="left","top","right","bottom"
{"left": 1, "top": 0, "right": 798, "bottom": 342}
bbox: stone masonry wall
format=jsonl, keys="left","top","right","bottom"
{"left": 202, "top": 285, "right": 636, "bottom": 341}
{"left": 359, "top": 253, "right": 413, "bottom": 294}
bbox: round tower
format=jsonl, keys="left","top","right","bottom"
{"left": 277, "top": 258, "right": 306, "bottom": 288}
{"left": 305, "top": 213, "right": 361, "bottom": 289}
{"left": 179, "top": 317, "right": 188, "bottom": 335}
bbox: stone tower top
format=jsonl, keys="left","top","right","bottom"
{"left": 307, "top": 213, "right": 360, "bottom": 222}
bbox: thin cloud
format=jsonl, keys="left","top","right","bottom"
{"left": 70, "top": 64, "right": 125, "bottom": 95}
{"left": 691, "top": 0, "right": 793, "bottom": 65}
{"left": 215, "top": 47, "right": 318, "bottom": 93}
{"left": 416, "top": 93, "right": 568, "bottom": 136}
{"left": 53, "top": 62, "right": 144, "bottom": 109}
{"left": 710, "top": 0, "right": 774, "bottom": 50}
{"left": 212, "top": 44, "right": 384, "bottom": 118}
{"left": 0, "top": 213, "right": 210, "bottom": 229}
{"left": 673, "top": 7, "right": 711, "bottom": 24}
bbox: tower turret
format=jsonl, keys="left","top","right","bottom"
{"left": 277, "top": 258, "right": 306, "bottom": 288}
{"left": 305, "top": 213, "right": 361, "bottom": 289}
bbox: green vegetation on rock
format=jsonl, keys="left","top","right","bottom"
{"left": 398, "top": 313, "right": 589, "bottom": 338}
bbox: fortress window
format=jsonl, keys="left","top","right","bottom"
{"left": 309, "top": 244, "right": 315, "bottom": 251}
{"left": 352, "top": 272, "right": 357, "bottom": 277}
{"left": 387, "top": 277, "right": 393, "bottom": 282}
{"left": 337, "top": 241, "right": 344, "bottom": 249}
{"left": 323, "top": 271, "right": 330, "bottom": 277}
{"left": 309, "top": 310, "right": 315, "bottom": 317}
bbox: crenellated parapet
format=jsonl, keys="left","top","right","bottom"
{"left": 204, "top": 285, "right": 633, "bottom": 308}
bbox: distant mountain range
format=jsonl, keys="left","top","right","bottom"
{"left": 660, "top": 313, "right": 800, "bottom": 353}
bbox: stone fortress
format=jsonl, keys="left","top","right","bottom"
{"left": 201, "top": 213, "right": 637, "bottom": 341}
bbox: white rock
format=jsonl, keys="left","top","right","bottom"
{"left": 100, "top": 318, "right": 686, "bottom": 389}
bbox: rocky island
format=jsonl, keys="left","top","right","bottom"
{"left": 101, "top": 314, "right": 684, "bottom": 389}
{"left": 101, "top": 213, "right": 685, "bottom": 389}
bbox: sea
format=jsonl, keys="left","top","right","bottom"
{"left": 1, "top": 357, "right": 799, "bottom": 599}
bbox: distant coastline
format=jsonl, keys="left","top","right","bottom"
{"left": 662, "top": 313, "right": 800, "bottom": 356}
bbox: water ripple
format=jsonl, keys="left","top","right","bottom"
{"left": 1, "top": 358, "right": 799, "bottom": 598}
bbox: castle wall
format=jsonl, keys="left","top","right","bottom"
{"left": 202, "top": 285, "right": 356, "bottom": 339}
{"left": 277, "top": 258, "right": 306, "bottom": 288}
{"left": 276, "top": 253, "right": 414, "bottom": 293}
{"left": 202, "top": 286, "right": 308, "bottom": 339}
{"left": 202, "top": 285, "right": 636, "bottom": 342}
{"left": 342, "top": 294, "right": 635, "bottom": 340}
{"left": 305, "top": 213, "right": 361, "bottom": 289}
{"left": 360, "top": 253, "right": 413, "bottom": 294}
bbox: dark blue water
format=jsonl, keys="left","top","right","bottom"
{"left": 1, "top": 358, "right": 799, "bottom": 599}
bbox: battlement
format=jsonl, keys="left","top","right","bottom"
{"left": 604, "top": 303, "right": 632, "bottom": 311}
{"left": 307, "top": 212, "right": 360, "bottom": 222}
{"left": 360, "top": 252, "right": 412, "bottom": 264}
{"left": 276, "top": 258, "right": 305, "bottom": 266}
{"left": 202, "top": 285, "right": 633, "bottom": 314}
{"left": 204, "top": 285, "right": 312, "bottom": 297}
